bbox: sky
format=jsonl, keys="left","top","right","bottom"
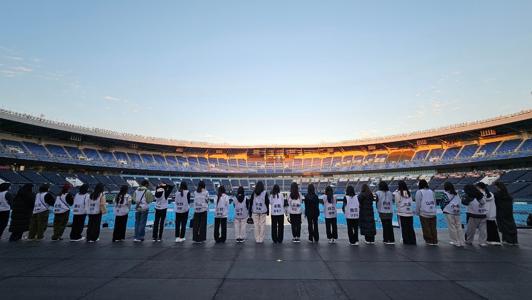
{"left": 0, "top": 1, "right": 531, "bottom": 146}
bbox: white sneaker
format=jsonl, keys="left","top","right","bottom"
{"left": 133, "top": 239, "right": 142, "bottom": 243}
{"left": 479, "top": 243, "right": 488, "bottom": 247}
{"left": 364, "top": 241, "right": 375, "bottom": 245}
{"left": 487, "top": 241, "right": 502, "bottom": 246}
{"left": 350, "top": 242, "right": 359, "bottom": 246}
{"left": 384, "top": 242, "right": 395, "bottom": 245}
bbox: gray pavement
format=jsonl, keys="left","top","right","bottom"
{"left": 1, "top": 225, "right": 531, "bottom": 300}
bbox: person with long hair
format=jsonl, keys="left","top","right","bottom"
{"left": 174, "top": 181, "right": 191, "bottom": 243}
{"left": 304, "top": 184, "right": 320, "bottom": 243}
{"left": 112, "top": 185, "right": 131, "bottom": 242}
{"left": 248, "top": 181, "right": 269, "bottom": 243}
{"left": 441, "top": 182, "right": 464, "bottom": 247}
{"left": 28, "top": 184, "right": 55, "bottom": 240}
{"left": 233, "top": 186, "right": 249, "bottom": 243}
{"left": 493, "top": 181, "right": 518, "bottom": 245}
{"left": 376, "top": 181, "right": 395, "bottom": 244}
{"left": 462, "top": 184, "right": 487, "bottom": 246}
{"left": 0, "top": 182, "right": 13, "bottom": 239}
{"left": 133, "top": 180, "right": 154, "bottom": 242}
{"left": 476, "top": 182, "right": 500, "bottom": 245}
{"left": 86, "top": 183, "right": 106, "bottom": 242}
{"left": 321, "top": 186, "right": 338, "bottom": 243}
{"left": 270, "top": 184, "right": 287, "bottom": 244}
{"left": 8, "top": 183, "right": 34, "bottom": 241}
{"left": 152, "top": 183, "right": 173, "bottom": 242}
{"left": 358, "top": 184, "right": 376, "bottom": 244}
{"left": 52, "top": 183, "right": 74, "bottom": 241}
{"left": 214, "top": 185, "right": 230, "bottom": 243}
{"left": 287, "top": 182, "right": 303, "bottom": 243}
{"left": 342, "top": 185, "right": 359, "bottom": 245}
{"left": 394, "top": 180, "right": 416, "bottom": 245}
{"left": 415, "top": 179, "right": 438, "bottom": 245}
{"left": 192, "top": 180, "right": 209, "bottom": 243}
{"left": 70, "top": 184, "right": 90, "bottom": 241}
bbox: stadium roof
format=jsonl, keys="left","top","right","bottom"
{"left": 0, "top": 108, "right": 531, "bottom": 149}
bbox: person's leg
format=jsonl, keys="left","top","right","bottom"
{"left": 134, "top": 211, "right": 141, "bottom": 240}
{"left": 138, "top": 211, "right": 148, "bottom": 241}
{"left": 353, "top": 219, "right": 359, "bottom": 243}
{"left": 28, "top": 214, "right": 38, "bottom": 239}
{"left": 478, "top": 218, "right": 487, "bottom": 245}
{"left": 271, "top": 216, "right": 277, "bottom": 242}
{"left": 234, "top": 218, "right": 241, "bottom": 240}
{"left": 94, "top": 214, "right": 102, "bottom": 240}
{"left": 325, "top": 218, "right": 332, "bottom": 240}
{"left": 465, "top": 218, "right": 478, "bottom": 244}
{"left": 487, "top": 220, "right": 501, "bottom": 243}
{"left": 10, "top": 231, "right": 24, "bottom": 241}
{"left": 347, "top": 219, "right": 355, "bottom": 243}
{"left": 37, "top": 211, "right": 49, "bottom": 239}
{"left": 153, "top": 209, "right": 161, "bottom": 240}
{"left": 214, "top": 217, "right": 221, "bottom": 242}
{"left": 158, "top": 209, "right": 167, "bottom": 240}
{"left": 192, "top": 213, "right": 199, "bottom": 241}
{"left": 180, "top": 212, "right": 188, "bottom": 238}
{"left": 332, "top": 218, "right": 338, "bottom": 240}
{"left": 240, "top": 219, "right": 247, "bottom": 240}
{"left": 259, "top": 214, "right": 266, "bottom": 243}
{"left": 0, "top": 211, "right": 10, "bottom": 239}
{"left": 430, "top": 217, "right": 438, "bottom": 244}
{"left": 420, "top": 216, "right": 431, "bottom": 244}
{"left": 252, "top": 214, "right": 260, "bottom": 242}
{"left": 86, "top": 215, "right": 94, "bottom": 241}
{"left": 307, "top": 217, "right": 314, "bottom": 241}
{"left": 454, "top": 215, "right": 465, "bottom": 246}
{"left": 221, "top": 218, "right": 227, "bottom": 242}
{"left": 445, "top": 214, "right": 456, "bottom": 244}
{"left": 200, "top": 212, "right": 207, "bottom": 241}
{"left": 290, "top": 214, "right": 297, "bottom": 238}
{"left": 295, "top": 214, "right": 301, "bottom": 238}
{"left": 313, "top": 217, "right": 319, "bottom": 242}
{"left": 279, "top": 215, "right": 284, "bottom": 243}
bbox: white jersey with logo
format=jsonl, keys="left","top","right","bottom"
{"left": 252, "top": 191, "right": 268, "bottom": 214}
{"left": 72, "top": 193, "right": 89, "bottom": 215}
{"left": 0, "top": 191, "right": 10, "bottom": 212}
{"left": 321, "top": 195, "right": 337, "bottom": 219}
{"left": 194, "top": 190, "right": 209, "bottom": 213}
{"left": 87, "top": 193, "right": 103, "bottom": 215}
{"left": 33, "top": 192, "right": 49, "bottom": 214}
{"left": 53, "top": 193, "right": 70, "bottom": 214}
{"left": 215, "top": 193, "right": 229, "bottom": 218}
{"left": 443, "top": 192, "right": 461, "bottom": 215}
{"left": 174, "top": 190, "right": 190, "bottom": 213}
{"left": 394, "top": 191, "right": 414, "bottom": 217}
{"left": 270, "top": 194, "right": 285, "bottom": 216}
{"left": 484, "top": 193, "right": 496, "bottom": 220}
{"left": 376, "top": 190, "right": 393, "bottom": 214}
{"left": 287, "top": 194, "right": 303, "bottom": 215}
{"left": 154, "top": 188, "right": 168, "bottom": 210}
{"left": 234, "top": 197, "right": 248, "bottom": 219}
{"left": 467, "top": 197, "right": 487, "bottom": 216}
{"left": 344, "top": 195, "right": 360, "bottom": 219}
{"left": 114, "top": 194, "right": 132, "bottom": 216}
{"left": 416, "top": 189, "right": 436, "bottom": 217}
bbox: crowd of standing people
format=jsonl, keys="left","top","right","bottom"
{"left": 0, "top": 178, "right": 520, "bottom": 247}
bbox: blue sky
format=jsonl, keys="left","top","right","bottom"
{"left": 1, "top": 1, "right": 531, "bottom": 145}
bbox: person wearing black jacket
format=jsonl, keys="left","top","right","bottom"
{"left": 51, "top": 183, "right": 74, "bottom": 241}
{"left": 9, "top": 184, "right": 34, "bottom": 241}
{"left": 28, "top": 184, "right": 55, "bottom": 240}
{"left": 358, "top": 184, "right": 376, "bottom": 244}
{"left": 0, "top": 182, "right": 14, "bottom": 239}
{"left": 493, "top": 182, "right": 518, "bottom": 245}
{"left": 304, "top": 184, "right": 320, "bottom": 243}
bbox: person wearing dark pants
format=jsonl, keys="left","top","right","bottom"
{"left": 213, "top": 186, "right": 229, "bottom": 243}
{"left": 174, "top": 181, "right": 191, "bottom": 243}
{"left": 112, "top": 185, "right": 131, "bottom": 242}
{"left": 494, "top": 182, "right": 518, "bottom": 245}
{"left": 415, "top": 180, "right": 438, "bottom": 245}
{"left": 343, "top": 185, "right": 360, "bottom": 245}
{"left": 86, "top": 183, "right": 106, "bottom": 243}
{"left": 152, "top": 183, "right": 173, "bottom": 242}
{"left": 52, "top": 184, "right": 74, "bottom": 241}
{"left": 394, "top": 181, "right": 416, "bottom": 245}
{"left": 304, "top": 184, "right": 320, "bottom": 243}
{"left": 193, "top": 181, "right": 209, "bottom": 243}
{"left": 477, "top": 182, "right": 501, "bottom": 245}
{"left": 28, "top": 184, "right": 55, "bottom": 240}
{"left": 70, "top": 184, "right": 89, "bottom": 241}
{"left": 287, "top": 182, "right": 303, "bottom": 243}
{"left": 376, "top": 181, "right": 395, "bottom": 244}
{"left": 270, "top": 184, "right": 287, "bottom": 244}
{"left": 321, "top": 186, "right": 338, "bottom": 243}
{"left": 0, "top": 183, "right": 14, "bottom": 239}
{"left": 358, "top": 184, "right": 376, "bottom": 244}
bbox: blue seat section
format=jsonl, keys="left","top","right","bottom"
{"left": 441, "top": 147, "right": 460, "bottom": 160}
{"left": 1, "top": 139, "right": 27, "bottom": 153}
{"left": 98, "top": 150, "right": 116, "bottom": 162}
{"left": 426, "top": 149, "right": 443, "bottom": 161}
{"left": 412, "top": 150, "right": 429, "bottom": 161}
{"left": 496, "top": 139, "right": 521, "bottom": 153}
{"left": 64, "top": 146, "right": 84, "bottom": 159}
{"left": 519, "top": 139, "right": 532, "bottom": 152}
{"left": 457, "top": 144, "right": 478, "bottom": 159}
{"left": 478, "top": 141, "right": 500, "bottom": 156}
{"left": 22, "top": 142, "right": 50, "bottom": 157}
{"left": 82, "top": 148, "right": 102, "bottom": 161}
{"left": 46, "top": 144, "right": 70, "bottom": 158}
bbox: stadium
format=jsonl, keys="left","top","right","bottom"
{"left": 1, "top": 108, "right": 532, "bottom": 228}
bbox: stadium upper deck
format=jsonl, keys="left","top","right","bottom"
{"left": 0, "top": 109, "right": 531, "bottom": 175}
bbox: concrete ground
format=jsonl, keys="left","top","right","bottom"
{"left": 0, "top": 225, "right": 531, "bottom": 300}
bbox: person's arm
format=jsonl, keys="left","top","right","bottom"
{"left": 164, "top": 185, "right": 173, "bottom": 199}
{"left": 342, "top": 196, "right": 347, "bottom": 213}
{"left": 66, "top": 193, "right": 74, "bottom": 206}
{"left": 414, "top": 191, "right": 422, "bottom": 215}
{"left": 265, "top": 193, "right": 270, "bottom": 215}
{"left": 5, "top": 192, "right": 14, "bottom": 206}
{"left": 248, "top": 194, "right": 254, "bottom": 215}
{"left": 44, "top": 192, "right": 55, "bottom": 206}
{"left": 131, "top": 191, "right": 137, "bottom": 204}
{"left": 187, "top": 192, "right": 192, "bottom": 203}
{"left": 145, "top": 190, "right": 154, "bottom": 203}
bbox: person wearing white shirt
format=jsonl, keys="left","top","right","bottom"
{"left": 477, "top": 182, "right": 500, "bottom": 245}
{"left": 270, "top": 184, "right": 287, "bottom": 244}
{"left": 394, "top": 181, "right": 416, "bottom": 245}
{"left": 28, "top": 184, "right": 55, "bottom": 240}
{"left": 174, "top": 182, "right": 191, "bottom": 243}
{"left": 441, "top": 182, "right": 465, "bottom": 247}
{"left": 0, "top": 182, "right": 13, "bottom": 239}
{"left": 415, "top": 180, "right": 438, "bottom": 245}
{"left": 287, "top": 182, "right": 303, "bottom": 243}
{"left": 342, "top": 185, "right": 359, "bottom": 245}
{"left": 248, "top": 181, "right": 269, "bottom": 244}
{"left": 321, "top": 186, "right": 338, "bottom": 244}
{"left": 375, "top": 181, "right": 395, "bottom": 245}
{"left": 152, "top": 183, "right": 173, "bottom": 242}
{"left": 112, "top": 185, "right": 131, "bottom": 242}
{"left": 69, "top": 184, "right": 90, "bottom": 241}
{"left": 214, "top": 186, "right": 230, "bottom": 243}
{"left": 51, "top": 183, "right": 74, "bottom": 241}
{"left": 233, "top": 186, "right": 249, "bottom": 243}
{"left": 192, "top": 181, "right": 210, "bottom": 243}
{"left": 86, "top": 183, "right": 107, "bottom": 243}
